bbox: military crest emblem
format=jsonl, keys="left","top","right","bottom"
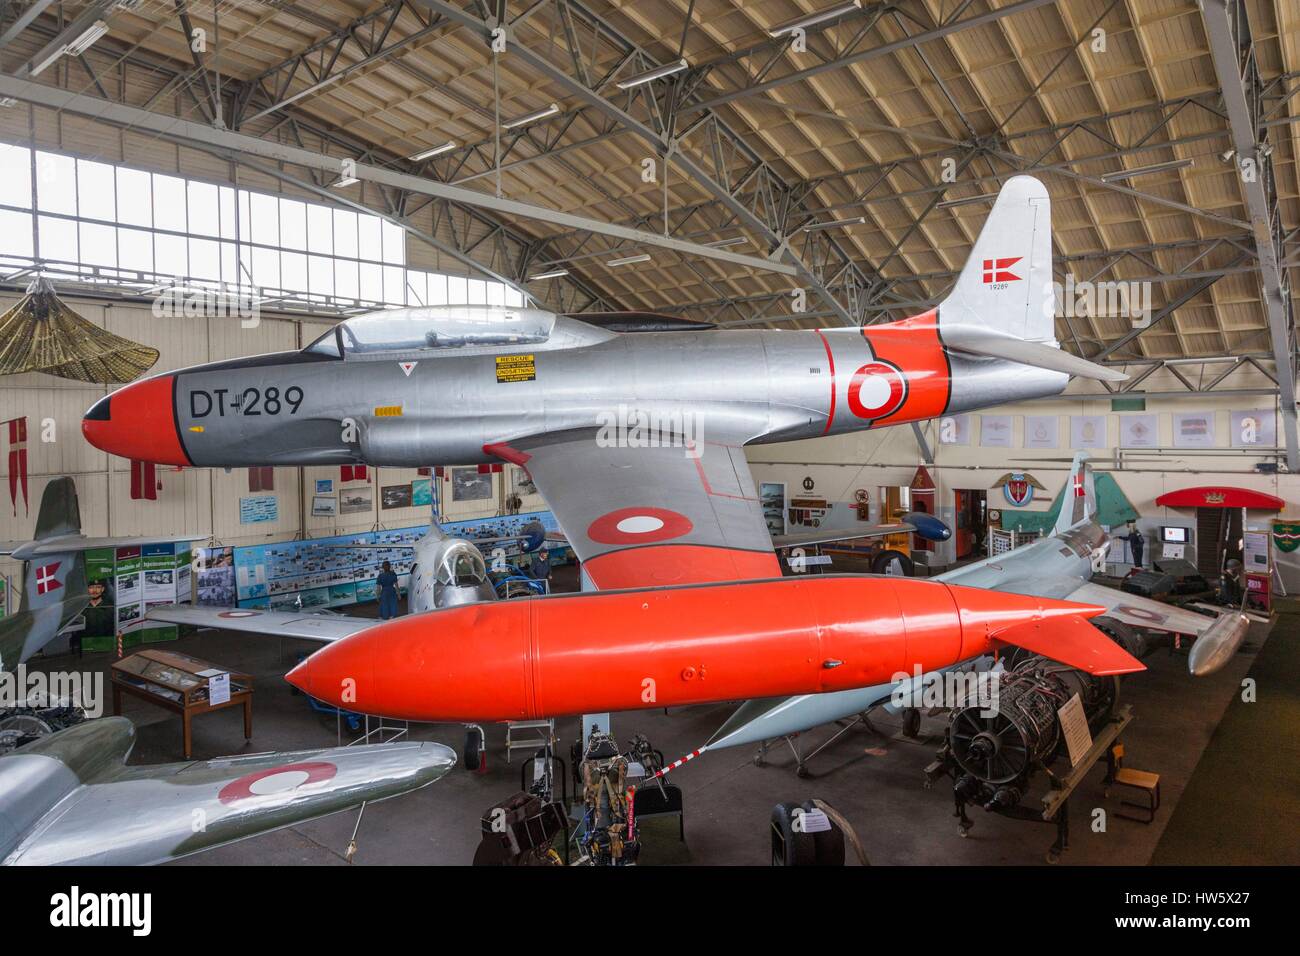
{"left": 1273, "top": 521, "right": 1300, "bottom": 554}
{"left": 993, "top": 471, "right": 1045, "bottom": 507}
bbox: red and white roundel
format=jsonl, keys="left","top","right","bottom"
{"left": 218, "top": 761, "right": 338, "bottom": 805}
{"left": 587, "top": 507, "right": 693, "bottom": 545}
{"left": 847, "top": 361, "right": 906, "bottom": 420}
{"left": 218, "top": 610, "right": 260, "bottom": 618}
{"left": 1115, "top": 605, "right": 1167, "bottom": 624}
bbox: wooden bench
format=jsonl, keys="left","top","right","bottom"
{"left": 1109, "top": 767, "right": 1161, "bottom": 823}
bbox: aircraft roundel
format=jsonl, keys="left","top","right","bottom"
{"left": 218, "top": 610, "right": 260, "bottom": 618}
{"left": 218, "top": 761, "right": 338, "bottom": 805}
{"left": 847, "top": 361, "right": 906, "bottom": 420}
{"left": 587, "top": 507, "right": 693, "bottom": 545}
{"left": 1115, "top": 605, "right": 1167, "bottom": 624}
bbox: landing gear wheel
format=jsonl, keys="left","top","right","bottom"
{"left": 1046, "top": 849, "right": 1061, "bottom": 865}
{"left": 770, "top": 803, "right": 817, "bottom": 866}
{"left": 901, "top": 707, "right": 921, "bottom": 738}
{"left": 795, "top": 765, "right": 810, "bottom": 779}
{"left": 801, "top": 801, "right": 846, "bottom": 866}
{"left": 463, "top": 726, "right": 485, "bottom": 773}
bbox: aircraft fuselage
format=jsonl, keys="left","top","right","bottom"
{"left": 83, "top": 316, "right": 1067, "bottom": 468}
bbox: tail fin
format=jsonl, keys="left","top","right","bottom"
{"left": 1053, "top": 452, "right": 1097, "bottom": 535}
{"left": 941, "top": 175, "right": 1055, "bottom": 343}
{"left": 34, "top": 476, "right": 81, "bottom": 540}
{"left": 0, "top": 480, "right": 89, "bottom": 670}
{"left": 938, "top": 177, "right": 1125, "bottom": 383}
{"left": 21, "top": 479, "right": 85, "bottom": 616}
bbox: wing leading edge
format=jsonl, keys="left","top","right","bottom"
{"left": 146, "top": 605, "right": 378, "bottom": 643}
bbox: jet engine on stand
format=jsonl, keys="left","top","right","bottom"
{"left": 943, "top": 655, "right": 1118, "bottom": 812}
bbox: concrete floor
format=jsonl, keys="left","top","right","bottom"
{"left": 27, "top": 577, "right": 1280, "bottom": 866}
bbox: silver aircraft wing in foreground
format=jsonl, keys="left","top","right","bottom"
{"left": 1, "top": 717, "right": 455, "bottom": 865}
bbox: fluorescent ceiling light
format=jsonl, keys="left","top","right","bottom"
{"left": 29, "top": 47, "right": 67, "bottom": 77}
{"left": 503, "top": 104, "right": 560, "bottom": 129}
{"left": 704, "top": 236, "right": 746, "bottom": 248}
{"left": 331, "top": 176, "right": 359, "bottom": 188}
{"left": 769, "top": 1, "right": 861, "bottom": 37}
{"left": 616, "top": 59, "right": 688, "bottom": 90}
{"left": 409, "top": 141, "right": 457, "bottom": 161}
{"left": 528, "top": 269, "right": 569, "bottom": 281}
{"left": 936, "top": 193, "right": 997, "bottom": 209}
{"left": 803, "top": 215, "right": 865, "bottom": 232}
{"left": 1099, "top": 158, "right": 1193, "bottom": 182}
{"left": 606, "top": 253, "right": 651, "bottom": 266}
{"left": 66, "top": 19, "right": 109, "bottom": 57}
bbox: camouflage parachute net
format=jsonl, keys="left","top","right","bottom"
{"left": 0, "top": 278, "right": 159, "bottom": 383}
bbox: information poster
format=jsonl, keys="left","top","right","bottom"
{"left": 114, "top": 546, "right": 144, "bottom": 636}
{"left": 979, "top": 415, "right": 1013, "bottom": 448}
{"left": 938, "top": 414, "right": 970, "bottom": 446}
{"left": 239, "top": 494, "right": 278, "bottom": 524}
{"left": 1172, "top": 411, "right": 1215, "bottom": 448}
{"left": 1230, "top": 409, "right": 1276, "bottom": 448}
{"left": 1119, "top": 414, "right": 1158, "bottom": 448}
{"left": 411, "top": 478, "right": 432, "bottom": 507}
{"left": 1023, "top": 415, "right": 1059, "bottom": 449}
{"left": 1070, "top": 415, "right": 1107, "bottom": 449}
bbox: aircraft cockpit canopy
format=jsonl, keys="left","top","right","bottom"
{"left": 305, "top": 305, "right": 555, "bottom": 357}
{"left": 437, "top": 546, "right": 488, "bottom": 588}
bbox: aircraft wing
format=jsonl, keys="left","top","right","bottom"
{"left": 1064, "top": 581, "right": 1231, "bottom": 636}
{"left": 146, "top": 605, "right": 377, "bottom": 643}
{"left": 6, "top": 533, "right": 203, "bottom": 560}
{"left": 772, "top": 523, "right": 914, "bottom": 550}
{"left": 486, "top": 430, "right": 780, "bottom": 589}
{"left": 2, "top": 719, "right": 454, "bottom": 865}
{"left": 1063, "top": 581, "right": 1250, "bottom": 676}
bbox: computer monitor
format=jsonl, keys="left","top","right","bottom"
{"left": 1162, "top": 526, "right": 1189, "bottom": 544}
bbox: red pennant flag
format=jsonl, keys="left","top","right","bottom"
{"left": 6, "top": 417, "right": 28, "bottom": 516}
{"left": 341, "top": 465, "right": 353, "bottom": 482}
{"left": 355, "top": 465, "right": 368, "bottom": 481}
{"left": 144, "top": 461, "right": 157, "bottom": 500}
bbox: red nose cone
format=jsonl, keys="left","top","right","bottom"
{"left": 82, "top": 375, "right": 191, "bottom": 466}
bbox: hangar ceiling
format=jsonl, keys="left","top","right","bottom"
{"left": 0, "top": 0, "right": 1296, "bottom": 455}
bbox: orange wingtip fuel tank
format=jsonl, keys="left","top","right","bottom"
{"left": 285, "top": 576, "right": 1141, "bottom": 723}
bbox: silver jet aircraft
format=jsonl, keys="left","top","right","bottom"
{"left": 84, "top": 176, "right": 1124, "bottom": 595}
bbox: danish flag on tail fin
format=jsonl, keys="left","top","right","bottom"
{"left": 981, "top": 257, "right": 1022, "bottom": 283}
{"left": 933, "top": 176, "right": 1126, "bottom": 383}
{"left": 35, "top": 562, "right": 61, "bottom": 594}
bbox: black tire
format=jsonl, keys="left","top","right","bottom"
{"left": 1092, "top": 615, "right": 1149, "bottom": 658}
{"left": 770, "top": 802, "right": 817, "bottom": 866}
{"left": 802, "top": 800, "right": 846, "bottom": 866}
{"left": 901, "top": 706, "right": 921, "bottom": 738}
{"left": 872, "top": 549, "right": 914, "bottom": 576}
{"left": 463, "top": 727, "right": 484, "bottom": 772}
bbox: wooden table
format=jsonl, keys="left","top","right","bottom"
{"left": 111, "top": 649, "right": 253, "bottom": 759}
